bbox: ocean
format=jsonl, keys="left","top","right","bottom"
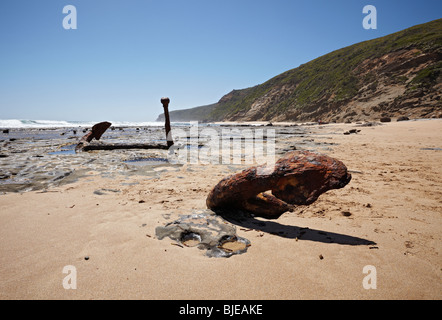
{"left": 0, "top": 119, "right": 168, "bottom": 129}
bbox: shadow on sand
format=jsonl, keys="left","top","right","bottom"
{"left": 215, "top": 209, "right": 376, "bottom": 246}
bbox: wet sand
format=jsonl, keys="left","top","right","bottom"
{"left": 0, "top": 120, "right": 441, "bottom": 299}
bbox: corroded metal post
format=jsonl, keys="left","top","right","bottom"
{"left": 161, "top": 97, "right": 174, "bottom": 147}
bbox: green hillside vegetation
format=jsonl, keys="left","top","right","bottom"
{"left": 157, "top": 103, "right": 217, "bottom": 122}
{"left": 158, "top": 18, "right": 442, "bottom": 122}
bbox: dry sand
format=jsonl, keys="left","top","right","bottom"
{"left": 0, "top": 120, "right": 441, "bottom": 300}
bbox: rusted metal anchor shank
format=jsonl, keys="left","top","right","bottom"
{"left": 75, "top": 121, "right": 112, "bottom": 151}
{"left": 161, "top": 97, "right": 174, "bottom": 148}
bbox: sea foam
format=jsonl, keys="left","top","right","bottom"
{"left": 0, "top": 119, "right": 169, "bottom": 128}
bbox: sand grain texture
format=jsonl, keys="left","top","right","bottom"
{"left": 0, "top": 120, "right": 441, "bottom": 299}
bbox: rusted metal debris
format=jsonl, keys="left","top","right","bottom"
{"left": 206, "top": 150, "right": 352, "bottom": 219}
{"left": 161, "top": 97, "right": 174, "bottom": 147}
{"left": 75, "top": 121, "right": 112, "bottom": 151}
{"left": 75, "top": 98, "right": 175, "bottom": 152}
{"left": 75, "top": 121, "right": 170, "bottom": 151}
{"left": 80, "top": 143, "right": 169, "bottom": 151}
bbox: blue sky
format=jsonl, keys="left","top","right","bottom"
{"left": 0, "top": 0, "right": 441, "bottom": 122}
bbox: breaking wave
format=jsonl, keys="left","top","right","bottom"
{"left": 0, "top": 119, "right": 180, "bottom": 128}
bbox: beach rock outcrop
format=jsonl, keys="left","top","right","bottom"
{"left": 155, "top": 210, "right": 251, "bottom": 258}
{"left": 206, "top": 150, "right": 352, "bottom": 219}
{"left": 344, "top": 129, "right": 361, "bottom": 135}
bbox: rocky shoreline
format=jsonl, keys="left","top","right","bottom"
{"left": 0, "top": 123, "right": 345, "bottom": 193}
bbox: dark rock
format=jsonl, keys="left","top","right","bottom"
{"left": 397, "top": 116, "right": 409, "bottom": 122}
{"left": 344, "top": 129, "right": 360, "bottom": 135}
{"left": 357, "top": 122, "right": 382, "bottom": 127}
{"left": 380, "top": 117, "right": 391, "bottom": 123}
{"left": 0, "top": 173, "right": 11, "bottom": 180}
{"left": 2, "top": 129, "right": 9, "bottom": 134}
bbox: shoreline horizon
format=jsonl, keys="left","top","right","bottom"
{"left": 1, "top": 116, "right": 440, "bottom": 130}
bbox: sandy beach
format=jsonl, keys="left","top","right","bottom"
{"left": 0, "top": 119, "right": 441, "bottom": 300}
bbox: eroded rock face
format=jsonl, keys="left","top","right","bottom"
{"left": 206, "top": 151, "right": 352, "bottom": 219}
{"left": 155, "top": 209, "right": 250, "bottom": 258}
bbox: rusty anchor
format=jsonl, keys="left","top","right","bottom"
{"left": 75, "top": 98, "right": 175, "bottom": 152}
{"left": 206, "top": 150, "right": 352, "bottom": 219}
{"left": 75, "top": 121, "right": 112, "bottom": 151}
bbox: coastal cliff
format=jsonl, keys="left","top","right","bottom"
{"left": 157, "top": 18, "right": 442, "bottom": 123}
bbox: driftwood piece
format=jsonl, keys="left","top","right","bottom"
{"left": 206, "top": 150, "right": 352, "bottom": 219}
